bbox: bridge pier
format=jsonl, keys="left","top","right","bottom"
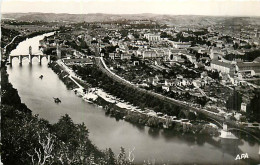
{"left": 8, "top": 54, "right": 50, "bottom": 65}
{"left": 19, "top": 55, "right": 22, "bottom": 64}
{"left": 9, "top": 56, "right": 12, "bottom": 65}
{"left": 29, "top": 54, "right": 32, "bottom": 64}
{"left": 38, "top": 55, "right": 41, "bottom": 64}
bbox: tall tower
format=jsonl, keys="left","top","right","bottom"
{"left": 29, "top": 46, "right": 32, "bottom": 64}
{"left": 56, "top": 44, "right": 61, "bottom": 59}
{"left": 29, "top": 46, "right": 32, "bottom": 55}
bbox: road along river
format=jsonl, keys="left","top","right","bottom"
{"left": 7, "top": 33, "right": 259, "bottom": 164}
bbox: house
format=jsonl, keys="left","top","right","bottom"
{"left": 155, "top": 49, "right": 165, "bottom": 57}
{"left": 210, "top": 47, "right": 225, "bottom": 60}
{"left": 236, "top": 60, "right": 260, "bottom": 76}
{"left": 155, "top": 75, "right": 164, "bottom": 81}
{"left": 214, "top": 40, "right": 224, "bottom": 48}
{"left": 176, "top": 75, "right": 184, "bottom": 79}
{"left": 162, "top": 85, "right": 170, "bottom": 92}
{"left": 199, "top": 48, "right": 210, "bottom": 55}
{"left": 172, "top": 42, "right": 191, "bottom": 49}
{"left": 109, "top": 52, "right": 122, "bottom": 60}
{"left": 179, "top": 79, "right": 192, "bottom": 86}
{"left": 137, "top": 48, "right": 145, "bottom": 56}
{"left": 164, "top": 79, "right": 175, "bottom": 86}
{"left": 109, "top": 53, "right": 115, "bottom": 59}
{"left": 167, "top": 54, "right": 178, "bottom": 61}
{"left": 144, "top": 33, "right": 161, "bottom": 42}
{"left": 210, "top": 60, "right": 236, "bottom": 75}
{"left": 175, "top": 79, "right": 182, "bottom": 86}
{"left": 120, "top": 54, "right": 132, "bottom": 60}
{"left": 142, "top": 50, "right": 158, "bottom": 59}
{"left": 184, "top": 53, "right": 197, "bottom": 63}
{"left": 133, "top": 61, "right": 140, "bottom": 66}
{"left": 240, "top": 103, "right": 247, "bottom": 112}
{"left": 127, "top": 34, "right": 135, "bottom": 40}
{"left": 147, "top": 77, "right": 158, "bottom": 86}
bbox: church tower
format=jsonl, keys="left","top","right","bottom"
{"left": 29, "top": 46, "right": 32, "bottom": 55}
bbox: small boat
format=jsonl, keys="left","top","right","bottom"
{"left": 39, "top": 75, "right": 43, "bottom": 79}
{"left": 53, "top": 97, "right": 61, "bottom": 103}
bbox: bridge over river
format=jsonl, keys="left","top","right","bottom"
{"left": 6, "top": 32, "right": 260, "bottom": 164}
{"left": 9, "top": 46, "right": 50, "bottom": 65}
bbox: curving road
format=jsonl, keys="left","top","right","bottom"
{"left": 93, "top": 57, "right": 260, "bottom": 139}
{"left": 94, "top": 57, "right": 223, "bottom": 119}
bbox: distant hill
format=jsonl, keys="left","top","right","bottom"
{"left": 2, "top": 13, "right": 129, "bottom": 23}
{"left": 2, "top": 13, "right": 260, "bottom": 26}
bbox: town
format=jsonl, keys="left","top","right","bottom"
{"left": 1, "top": 12, "right": 260, "bottom": 165}
{"left": 31, "top": 18, "right": 260, "bottom": 128}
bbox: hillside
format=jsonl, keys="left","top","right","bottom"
{"left": 2, "top": 12, "right": 260, "bottom": 26}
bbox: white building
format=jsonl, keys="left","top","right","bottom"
{"left": 172, "top": 42, "right": 191, "bottom": 49}
{"left": 210, "top": 61, "right": 236, "bottom": 74}
{"left": 142, "top": 50, "right": 158, "bottom": 58}
{"left": 144, "top": 33, "right": 161, "bottom": 42}
{"left": 240, "top": 103, "right": 247, "bottom": 112}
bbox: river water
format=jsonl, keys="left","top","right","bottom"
{"left": 7, "top": 33, "right": 259, "bottom": 164}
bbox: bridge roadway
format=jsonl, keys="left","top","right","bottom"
{"left": 93, "top": 57, "right": 260, "bottom": 139}
{"left": 9, "top": 53, "right": 51, "bottom": 64}
{"left": 8, "top": 45, "right": 51, "bottom": 65}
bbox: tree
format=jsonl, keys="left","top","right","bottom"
{"left": 197, "top": 96, "right": 208, "bottom": 107}
{"left": 208, "top": 70, "right": 220, "bottom": 80}
{"left": 132, "top": 33, "right": 139, "bottom": 39}
{"left": 105, "top": 148, "right": 116, "bottom": 165}
{"left": 53, "top": 114, "right": 77, "bottom": 142}
{"left": 102, "top": 36, "right": 111, "bottom": 43}
{"left": 1, "top": 67, "right": 117, "bottom": 165}
{"left": 230, "top": 115, "right": 236, "bottom": 121}
{"left": 160, "top": 32, "right": 171, "bottom": 38}
{"left": 233, "top": 43, "right": 239, "bottom": 50}
{"left": 226, "top": 90, "right": 242, "bottom": 111}
{"left": 197, "top": 112, "right": 206, "bottom": 120}
{"left": 117, "top": 147, "right": 128, "bottom": 165}
{"left": 247, "top": 91, "right": 260, "bottom": 122}
{"left": 28, "top": 133, "right": 55, "bottom": 165}
{"left": 116, "top": 147, "right": 134, "bottom": 165}
{"left": 178, "top": 110, "right": 186, "bottom": 119}
{"left": 188, "top": 111, "right": 196, "bottom": 121}
{"left": 91, "top": 40, "right": 98, "bottom": 44}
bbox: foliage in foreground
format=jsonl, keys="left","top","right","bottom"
{"left": 1, "top": 67, "right": 134, "bottom": 165}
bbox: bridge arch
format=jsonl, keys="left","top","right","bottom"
{"left": 9, "top": 54, "right": 51, "bottom": 65}
{"left": 8, "top": 46, "right": 51, "bottom": 65}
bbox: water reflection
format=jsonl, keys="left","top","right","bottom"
{"left": 128, "top": 122, "right": 145, "bottom": 132}
{"left": 148, "top": 128, "right": 160, "bottom": 139}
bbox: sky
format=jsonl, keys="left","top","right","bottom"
{"left": 1, "top": 0, "right": 260, "bottom": 16}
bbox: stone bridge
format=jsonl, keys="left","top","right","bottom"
{"left": 9, "top": 46, "right": 50, "bottom": 65}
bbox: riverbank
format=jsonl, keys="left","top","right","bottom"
{"left": 49, "top": 61, "right": 219, "bottom": 135}
{"left": 4, "top": 30, "right": 56, "bottom": 56}
{"left": 5, "top": 29, "right": 260, "bottom": 165}
{"left": 1, "top": 65, "right": 132, "bottom": 165}
{"left": 48, "top": 62, "right": 78, "bottom": 89}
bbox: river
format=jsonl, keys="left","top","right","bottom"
{"left": 7, "top": 33, "right": 259, "bottom": 164}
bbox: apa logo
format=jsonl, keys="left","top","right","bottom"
{"left": 235, "top": 153, "right": 249, "bottom": 160}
